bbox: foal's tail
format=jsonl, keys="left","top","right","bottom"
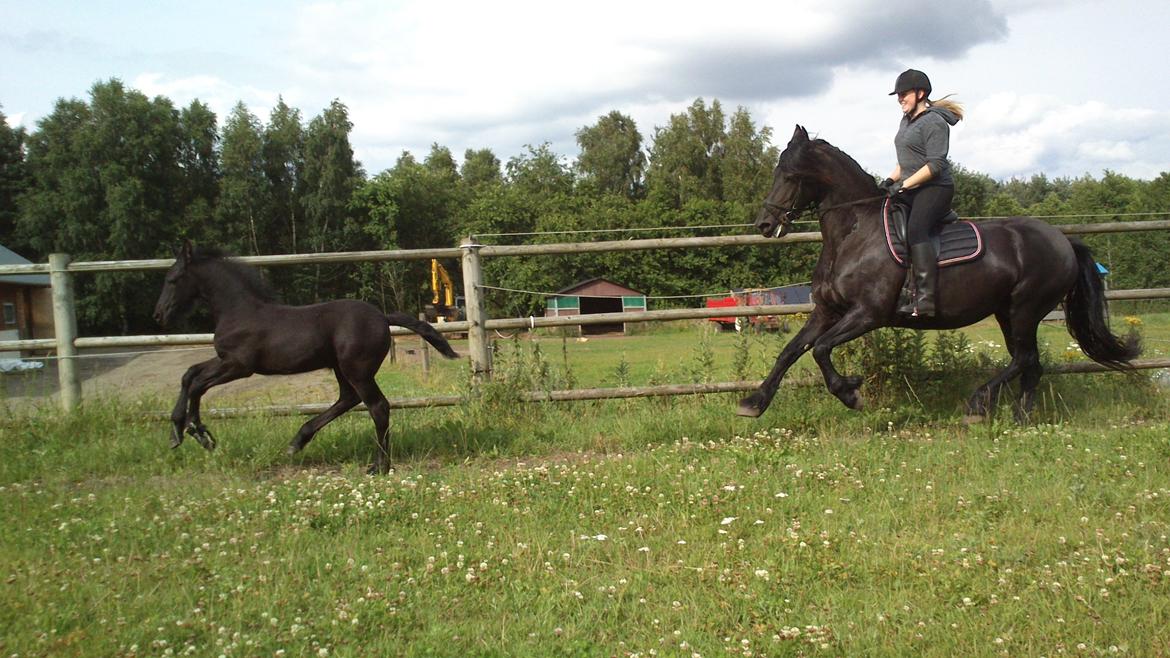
{"left": 385, "top": 312, "right": 461, "bottom": 359}
{"left": 1064, "top": 239, "right": 1140, "bottom": 369}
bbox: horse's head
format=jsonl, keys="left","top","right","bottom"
{"left": 754, "top": 125, "right": 828, "bottom": 238}
{"left": 153, "top": 240, "right": 201, "bottom": 328}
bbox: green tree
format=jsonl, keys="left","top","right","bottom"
{"left": 460, "top": 148, "right": 502, "bottom": 191}
{"left": 721, "top": 107, "right": 777, "bottom": 211}
{"left": 0, "top": 106, "right": 28, "bottom": 246}
{"left": 645, "top": 98, "right": 727, "bottom": 207}
{"left": 299, "top": 99, "right": 363, "bottom": 300}
{"left": 217, "top": 102, "right": 269, "bottom": 254}
{"left": 263, "top": 98, "right": 304, "bottom": 255}
{"left": 505, "top": 143, "right": 574, "bottom": 198}
{"left": 17, "top": 79, "right": 189, "bottom": 333}
{"left": 574, "top": 111, "right": 645, "bottom": 199}
{"left": 952, "top": 164, "right": 997, "bottom": 217}
{"left": 175, "top": 101, "right": 219, "bottom": 241}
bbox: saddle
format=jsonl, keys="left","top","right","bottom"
{"left": 883, "top": 198, "right": 984, "bottom": 268}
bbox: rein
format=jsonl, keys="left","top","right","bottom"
{"left": 765, "top": 190, "right": 888, "bottom": 237}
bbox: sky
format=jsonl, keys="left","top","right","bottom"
{"left": 4, "top": 0, "right": 1170, "bottom": 182}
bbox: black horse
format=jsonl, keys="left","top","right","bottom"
{"left": 738, "top": 126, "right": 1139, "bottom": 420}
{"left": 153, "top": 241, "right": 459, "bottom": 473}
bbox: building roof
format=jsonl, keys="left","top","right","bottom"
{"left": 0, "top": 244, "right": 51, "bottom": 287}
{"left": 554, "top": 277, "right": 646, "bottom": 297}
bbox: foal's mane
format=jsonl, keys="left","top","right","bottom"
{"left": 190, "top": 246, "right": 279, "bottom": 302}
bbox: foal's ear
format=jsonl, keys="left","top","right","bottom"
{"left": 179, "top": 239, "right": 194, "bottom": 264}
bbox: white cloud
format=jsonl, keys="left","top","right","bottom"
{"left": 132, "top": 73, "right": 284, "bottom": 122}
{"left": 5, "top": 0, "right": 1168, "bottom": 180}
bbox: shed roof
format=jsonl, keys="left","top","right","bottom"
{"left": 0, "top": 244, "right": 51, "bottom": 287}
{"left": 554, "top": 277, "right": 646, "bottom": 297}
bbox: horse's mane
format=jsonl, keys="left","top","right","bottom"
{"left": 811, "top": 139, "right": 881, "bottom": 193}
{"left": 190, "top": 246, "right": 279, "bottom": 302}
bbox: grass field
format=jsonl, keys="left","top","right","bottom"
{"left": 2, "top": 311, "right": 1169, "bottom": 656}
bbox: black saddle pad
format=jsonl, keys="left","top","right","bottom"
{"left": 883, "top": 198, "right": 984, "bottom": 268}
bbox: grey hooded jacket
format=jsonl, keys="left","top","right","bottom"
{"left": 894, "top": 106, "right": 959, "bottom": 187}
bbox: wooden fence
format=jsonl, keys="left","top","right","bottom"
{"left": 1, "top": 219, "right": 1169, "bottom": 413}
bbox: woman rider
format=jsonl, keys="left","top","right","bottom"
{"left": 881, "top": 68, "right": 964, "bottom": 317}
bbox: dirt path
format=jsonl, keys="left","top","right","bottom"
{"left": 0, "top": 341, "right": 427, "bottom": 410}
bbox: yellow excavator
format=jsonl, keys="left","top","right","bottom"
{"left": 424, "top": 259, "right": 464, "bottom": 323}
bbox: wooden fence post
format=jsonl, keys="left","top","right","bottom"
{"left": 460, "top": 237, "right": 491, "bottom": 380}
{"left": 418, "top": 312, "right": 431, "bottom": 378}
{"left": 49, "top": 253, "right": 81, "bottom": 411}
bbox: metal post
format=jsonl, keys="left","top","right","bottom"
{"left": 49, "top": 253, "right": 81, "bottom": 411}
{"left": 460, "top": 238, "right": 491, "bottom": 380}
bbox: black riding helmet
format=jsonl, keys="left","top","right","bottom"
{"left": 889, "top": 69, "right": 931, "bottom": 96}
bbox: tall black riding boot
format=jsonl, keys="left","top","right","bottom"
{"left": 906, "top": 242, "right": 938, "bottom": 317}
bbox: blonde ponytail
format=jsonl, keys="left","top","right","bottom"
{"left": 929, "top": 95, "right": 965, "bottom": 121}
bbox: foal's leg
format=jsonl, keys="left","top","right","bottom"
{"left": 737, "top": 310, "right": 836, "bottom": 417}
{"left": 348, "top": 377, "right": 392, "bottom": 475}
{"left": 170, "top": 357, "right": 221, "bottom": 449}
{"left": 287, "top": 369, "right": 362, "bottom": 456}
{"left": 810, "top": 308, "right": 881, "bottom": 410}
{"left": 183, "top": 360, "right": 253, "bottom": 450}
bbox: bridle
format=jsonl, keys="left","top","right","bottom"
{"left": 760, "top": 174, "right": 887, "bottom": 238}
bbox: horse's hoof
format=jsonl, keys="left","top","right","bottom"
{"left": 961, "top": 414, "right": 986, "bottom": 426}
{"left": 367, "top": 463, "right": 389, "bottom": 476}
{"left": 736, "top": 401, "right": 763, "bottom": 418}
{"left": 169, "top": 427, "right": 184, "bottom": 449}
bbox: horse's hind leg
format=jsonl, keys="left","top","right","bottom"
{"left": 349, "top": 377, "right": 392, "bottom": 475}
{"left": 966, "top": 313, "right": 1042, "bottom": 421}
{"left": 170, "top": 358, "right": 220, "bottom": 449}
{"left": 287, "top": 370, "right": 361, "bottom": 456}
{"left": 1013, "top": 326, "right": 1044, "bottom": 422}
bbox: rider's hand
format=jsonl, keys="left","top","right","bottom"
{"left": 883, "top": 179, "right": 904, "bottom": 196}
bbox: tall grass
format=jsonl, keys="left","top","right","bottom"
{"left": 1, "top": 315, "right": 1168, "bottom": 656}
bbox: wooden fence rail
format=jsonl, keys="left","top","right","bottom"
{"left": 1, "top": 219, "right": 1168, "bottom": 412}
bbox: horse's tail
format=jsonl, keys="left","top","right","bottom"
{"left": 385, "top": 312, "right": 460, "bottom": 359}
{"left": 1063, "top": 239, "right": 1140, "bottom": 369}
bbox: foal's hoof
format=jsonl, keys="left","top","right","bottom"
{"left": 187, "top": 425, "right": 217, "bottom": 451}
{"left": 961, "top": 414, "right": 986, "bottom": 426}
{"left": 736, "top": 392, "right": 767, "bottom": 418}
{"left": 736, "top": 402, "right": 763, "bottom": 418}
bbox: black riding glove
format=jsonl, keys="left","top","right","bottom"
{"left": 882, "top": 179, "right": 904, "bottom": 197}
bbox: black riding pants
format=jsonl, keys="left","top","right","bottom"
{"left": 903, "top": 184, "right": 954, "bottom": 246}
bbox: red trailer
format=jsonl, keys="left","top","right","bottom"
{"left": 704, "top": 285, "right": 812, "bottom": 331}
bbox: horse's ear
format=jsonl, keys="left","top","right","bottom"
{"left": 792, "top": 125, "right": 809, "bottom": 142}
{"left": 179, "top": 239, "right": 193, "bottom": 264}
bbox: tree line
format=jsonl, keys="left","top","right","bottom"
{"left": 1, "top": 79, "right": 1167, "bottom": 336}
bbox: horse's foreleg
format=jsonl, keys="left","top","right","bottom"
{"left": 183, "top": 360, "right": 252, "bottom": 451}
{"left": 288, "top": 370, "right": 361, "bottom": 456}
{"left": 737, "top": 311, "right": 835, "bottom": 418}
{"left": 811, "top": 309, "right": 881, "bottom": 410}
{"left": 170, "top": 358, "right": 220, "bottom": 449}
